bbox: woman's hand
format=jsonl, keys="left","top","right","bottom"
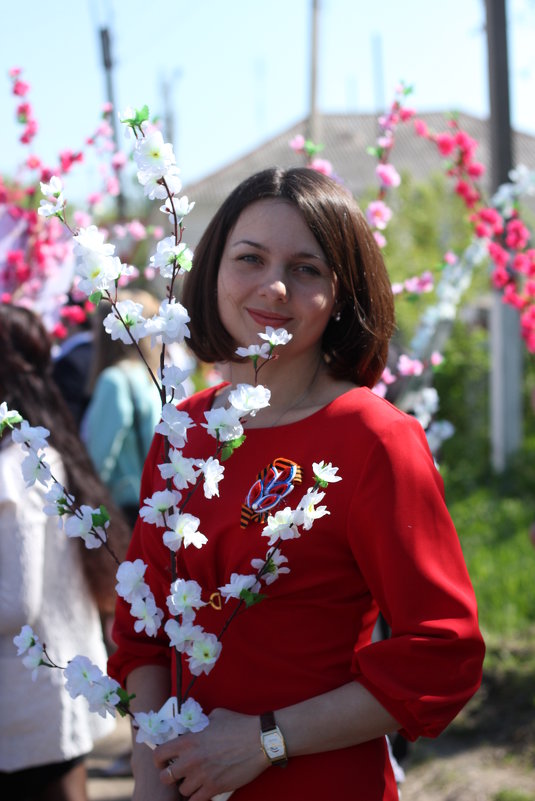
{"left": 154, "top": 708, "right": 269, "bottom": 801}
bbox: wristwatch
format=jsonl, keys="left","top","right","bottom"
{"left": 260, "top": 711, "right": 288, "bottom": 767}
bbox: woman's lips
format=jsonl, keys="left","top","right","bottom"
{"left": 246, "top": 308, "right": 292, "bottom": 328}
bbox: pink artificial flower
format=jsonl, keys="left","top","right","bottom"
{"left": 102, "top": 101, "right": 113, "bottom": 114}
{"left": 414, "top": 119, "right": 429, "bottom": 138}
{"left": 373, "top": 231, "right": 387, "bottom": 249}
{"left": 391, "top": 282, "right": 404, "bottom": 295}
{"left": 73, "top": 210, "right": 92, "bottom": 229}
{"left": 106, "top": 175, "right": 120, "bottom": 196}
{"left": 371, "top": 382, "right": 387, "bottom": 398}
{"left": 381, "top": 366, "right": 396, "bottom": 385}
{"left": 491, "top": 265, "right": 511, "bottom": 289}
{"left": 430, "top": 351, "right": 444, "bottom": 367}
{"left": 310, "top": 157, "right": 333, "bottom": 176}
{"left": 376, "top": 163, "right": 401, "bottom": 188}
{"left": 488, "top": 241, "right": 510, "bottom": 270}
{"left": 12, "top": 79, "right": 30, "bottom": 97}
{"left": 505, "top": 219, "right": 530, "bottom": 251}
{"left": 289, "top": 134, "right": 305, "bottom": 153}
{"left": 144, "top": 266, "right": 156, "bottom": 281}
{"left": 127, "top": 220, "right": 147, "bottom": 240}
{"left": 443, "top": 251, "right": 457, "bottom": 265}
{"left": 399, "top": 107, "right": 415, "bottom": 122}
{"left": 8, "top": 67, "right": 22, "bottom": 77}
{"left": 151, "top": 226, "right": 164, "bottom": 240}
{"left": 366, "top": 200, "right": 392, "bottom": 230}
{"left": 59, "top": 150, "right": 83, "bottom": 173}
{"left": 436, "top": 133, "right": 456, "bottom": 157}
{"left": 111, "top": 151, "right": 127, "bottom": 170}
{"left": 52, "top": 322, "right": 68, "bottom": 340}
{"left": 502, "top": 283, "right": 526, "bottom": 310}
{"left": 26, "top": 155, "right": 41, "bottom": 170}
{"left": 1, "top": 292, "right": 13, "bottom": 303}
{"left": 87, "top": 192, "right": 103, "bottom": 206}
{"left": 60, "top": 305, "right": 87, "bottom": 325}
{"left": 397, "top": 354, "right": 424, "bottom": 376}
{"left": 467, "top": 161, "right": 485, "bottom": 178}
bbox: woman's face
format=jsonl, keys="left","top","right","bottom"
{"left": 217, "top": 199, "right": 337, "bottom": 362}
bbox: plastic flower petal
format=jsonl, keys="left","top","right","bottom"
{"left": 312, "top": 461, "right": 342, "bottom": 485}
{"left": 186, "top": 633, "right": 222, "bottom": 676}
{"left": 158, "top": 450, "right": 199, "bottom": 490}
{"left": 103, "top": 300, "right": 147, "bottom": 344}
{"left": 144, "top": 299, "right": 190, "bottom": 346}
{"left": 167, "top": 578, "right": 205, "bottom": 621}
{"left": 150, "top": 237, "right": 192, "bottom": 279}
{"left": 197, "top": 456, "right": 225, "bottom": 499}
{"left": 154, "top": 404, "right": 195, "bottom": 449}
{"left": 251, "top": 550, "right": 290, "bottom": 585}
{"left": 115, "top": 559, "right": 150, "bottom": 602}
{"left": 12, "top": 421, "right": 50, "bottom": 451}
{"left": 235, "top": 343, "right": 271, "bottom": 359}
{"left": 164, "top": 619, "right": 204, "bottom": 653}
{"left": 21, "top": 450, "right": 51, "bottom": 487}
{"left": 64, "top": 505, "right": 107, "bottom": 549}
{"left": 139, "top": 489, "right": 180, "bottom": 527}
{"left": 228, "top": 383, "right": 271, "bottom": 417}
{"left": 219, "top": 573, "right": 261, "bottom": 602}
{"left": 175, "top": 697, "right": 209, "bottom": 733}
{"left": 0, "top": 403, "right": 22, "bottom": 433}
{"left": 202, "top": 407, "right": 243, "bottom": 442}
{"left": 162, "top": 512, "right": 207, "bottom": 551}
{"left": 130, "top": 593, "right": 164, "bottom": 637}
{"left": 13, "top": 624, "right": 38, "bottom": 655}
{"left": 297, "top": 489, "right": 329, "bottom": 530}
{"left": 258, "top": 327, "right": 292, "bottom": 347}
{"left": 261, "top": 508, "right": 300, "bottom": 546}
{"left": 21, "top": 643, "right": 45, "bottom": 679}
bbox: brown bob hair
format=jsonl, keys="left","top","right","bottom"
{"left": 182, "top": 167, "right": 395, "bottom": 388}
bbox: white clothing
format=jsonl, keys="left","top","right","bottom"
{"left": 0, "top": 437, "right": 114, "bottom": 771}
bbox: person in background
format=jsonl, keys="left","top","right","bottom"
{"left": 108, "top": 167, "right": 485, "bottom": 801}
{"left": 0, "top": 304, "right": 130, "bottom": 801}
{"left": 83, "top": 288, "right": 162, "bottom": 529}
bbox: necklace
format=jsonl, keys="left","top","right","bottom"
{"left": 263, "top": 358, "right": 324, "bottom": 429}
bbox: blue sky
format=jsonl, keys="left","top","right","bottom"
{"left": 1, "top": 0, "right": 534, "bottom": 198}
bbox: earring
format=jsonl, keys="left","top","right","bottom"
{"left": 333, "top": 310, "right": 341, "bottom": 322}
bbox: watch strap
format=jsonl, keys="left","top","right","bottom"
{"left": 260, "top": 711, "right": 288, "bottom": 767}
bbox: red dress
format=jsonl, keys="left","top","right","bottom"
{"left": 109, "top": 385, "right": 485, "bottom": 800}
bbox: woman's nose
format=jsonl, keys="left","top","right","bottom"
{"left": 258, "top": 267, "right": 288, "bottom": 301}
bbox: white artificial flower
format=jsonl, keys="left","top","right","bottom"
{"left": 64, "top": 655, "right": 103, "bottom": 699}
{"left": 186, "top": 633, "right": 222, "bottom": 676}
{"left": 159, "top": 194, "right": 195, "bottom": 222}
{"left": 251, "top": 549, "right": 290, "bottom": 585}
{"left": 312, "top": 461, "right": 342, "bottom": 484}
{"left": 167, "top": 578, "right": 205, "bottom": 622}
{"left": 13, "top": 624, "right": 38, "bottom": 655}
{"left": 103, "top": 300, "right": 146, "bottom": 344}
{"left": 175, "top": 697, "right": 209, "bottom": 733}
{"left": 40, "top": 175, "right": 63, "bottom": 197}
{"left": 158, "top": 449, "right": 199, "bottom": 490}
{"left": 138, "top": 165, "right": 181, "bottom": 200}
{"left": 130, "top": 593, "right": 164, "bottom": 637}
{"left": 426, "top": 420, "right": 455, "bottom": 454}
{"left": 85, "top": 674, "right": 121, "bottom": 718}
{"left": 134, "top": 708, "right": 176, "bottom": 746}
{"left": 74, "top": 249, "right": 124, "bottom": 297}
{"left": 74, "top": 225, "right": 115, "bottom": 257}
{"left": 261, "top": 507, "right": 300, "bottom": 547}
{"left": 202, "top": 407, "right": 243, "bottom": 442}
{"left": 235, "top": 343, "right": 271, "bottom": 359}
{"left": 154, "top": 404, "right": 195, "bottom": 449}
{"left": 162, "top": 512, "right": 207, "bottom": 551}
{"left": 12, "top": 421, "right": 50, "bottom": 451}
{"left": 297, "top": 489, "right": 329, "bottom": 530}
{"left": 22, "top": 643, "right": 44, "bottom": 679}
{"left": 38, "top": 196, "right": 65, "bottom": 218}
{"left": 0, "top": 402, "right": 22, "bottom": 432}
{"left": 144, "top": 299, "right": 190, "bottom": 346}
{"left": 164, "top": 619, "right": 204, "bottom": 653}
{"left": 258, "top": 327, "right": 292, "bottom": 347}
{"left": 150, "top": 237, "right": 193, "bottom": 279}
{"left": 64, "top": 505, "right": 107, "bottom": 549}
{"left": 160, "top": 364, "right": 192, "bottom": 393}
{"left": 139, "top": 489, "right": 180, "bottom": 527}
{"left": 43, "top": 482, "right": 74, "bottom": 519}
{"left": 411, "top": 387, "right": 440, "bottom": 429}
{"left": 133, "top": 130, "right": 175, "bottom": 178}
{"left": 115, "top": 559, "right": 150, "bottom": 603}
{"left": 197, "top": 456, "right": 225, "bottom": 499}
{"left": 219, "top": 573, "right": 261, "bottom": 602}
{"left": 228, "top": 383, "right": 271, "bottom": 417}
{"left": 21, "top": 450, "right": 51, "bottom": 487}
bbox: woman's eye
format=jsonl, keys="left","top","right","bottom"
{"left": 238, "top": 254, "right": 261, "bottom": 264}
{"left": 295, "top": 264, "right": 320, "bottom": 276}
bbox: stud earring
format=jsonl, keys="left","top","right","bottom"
{"left": 333, "top": 310, "right": 342, "bottom": 322}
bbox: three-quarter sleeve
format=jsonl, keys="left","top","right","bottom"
{"left": 348, "top": 415, "right": 485, "bottom": 740}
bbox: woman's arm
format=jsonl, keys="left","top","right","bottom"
{"left": 153, "top": 680, "right": 400, "bottom": 801}
{"left": 126, "top": 664, "right": 177, "bottom": 801}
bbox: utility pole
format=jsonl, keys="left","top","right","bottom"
{"left": 485, "top": 0, "right": 523, "bottom": 471}
{"left": 99, "top": 27, "right": 125, "bottom": 219}
{"left": 306, "top": 0, "right": 320, "bottom": 144}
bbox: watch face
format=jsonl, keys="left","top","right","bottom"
{"left": 263, "top": 731, "right": 286, "bottom": 759}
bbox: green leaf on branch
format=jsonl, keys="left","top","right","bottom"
{"left": 221, "top": 435, "right": 246, "bottom": 461}
{"left": 366, "top": 146, "right": 381, "bottom": 157}
{"left": 0, "top": 412, "right": 23, "bottom": 437}
{"left": 116, "top": 687, "right": 136, "bottom": 716}
{"left": 89, "top": 290, "right": 103, "bottom": 305}
{"left": 91, "top": 505, "right": 110, "bottom": 529}
{"left": 239, "top": 588, "right": 265, "bottom": 607}
{"left": 304, "top": 139, "right": 324, "bottom": 157}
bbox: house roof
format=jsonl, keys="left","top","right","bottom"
{"left": 183, "top": 111, "right": 535, "bottom": 206}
